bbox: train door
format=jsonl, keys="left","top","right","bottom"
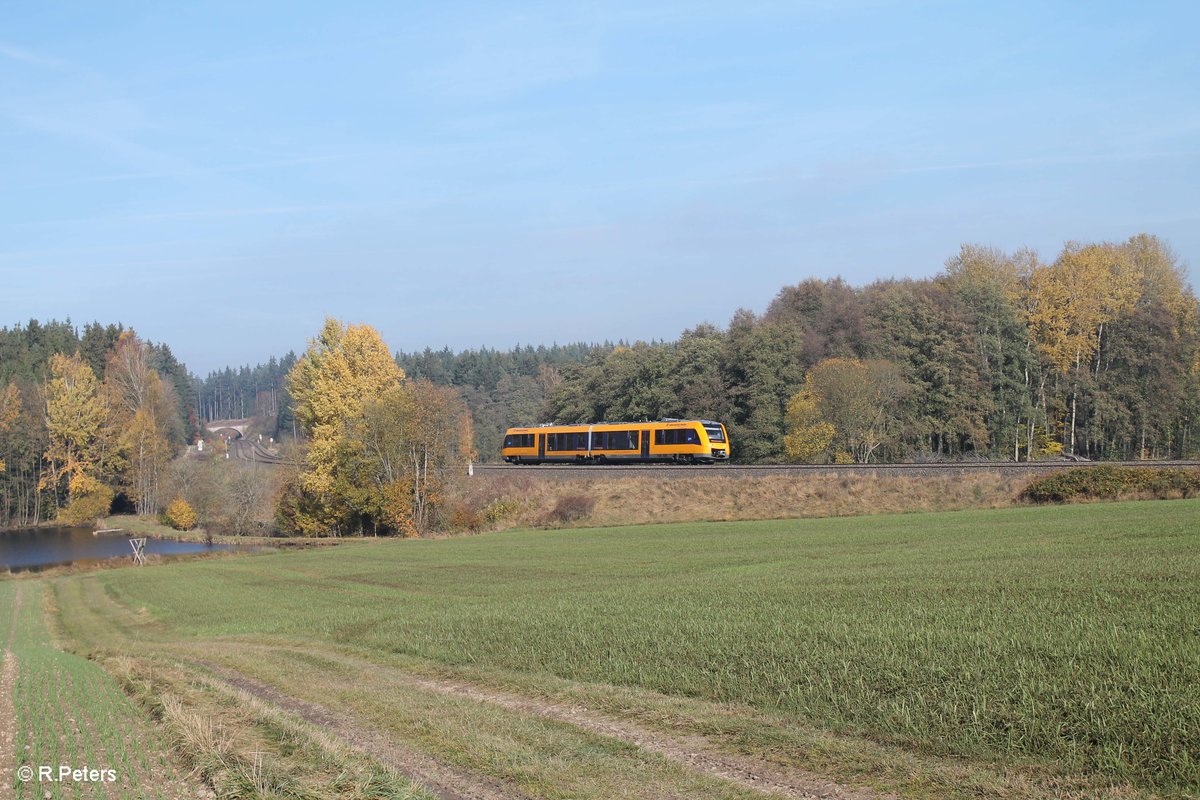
{"left": 538, "top": 434, "right": 546, "bottom": 462}
{"left": 640, "top": 430, "right": 650, "bottom": 460}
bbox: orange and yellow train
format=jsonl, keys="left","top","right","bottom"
{"left": 501, "top": 419, "right": 730, "bottom": 464}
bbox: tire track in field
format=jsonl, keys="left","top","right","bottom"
{"left": 197, "top": 661, "right": 524, "bottom": 800}
{"left": 1, "top": 585, "right": 23, "bottom": 800}
{"left": 199, "top": 646, "right": 886, "bottom": 800}
{"left": 401, "top": 676, "right": 884, "bottom": 800}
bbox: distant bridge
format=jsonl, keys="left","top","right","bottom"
{"left": 204, "top": 418, "right": 251, "bottom": 440}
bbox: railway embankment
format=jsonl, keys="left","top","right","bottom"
{"left": 456, "top": 463, "right": 1200, "bottom": 531}
{"left": 457, "top": 468, "right": 1025, "bottom": 530}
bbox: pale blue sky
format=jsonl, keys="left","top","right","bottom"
{"left": 2, "top": 1, "right": 1197, "bottom": 374}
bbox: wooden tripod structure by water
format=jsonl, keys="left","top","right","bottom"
{"left": 130, "top": 537, "right": 147, "bottom": 566}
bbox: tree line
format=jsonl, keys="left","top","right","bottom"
{"left": 3, "top": 232, "right": 1194, "bottom": 532}
{"left": 240, "top": 233, "right": 1194, "bottom": 465}
{"left": 542, "top": 235, "right": 1199, "bottom": 462}
{"left": 0, "top": 325, "right": 194, "bottom": 526}
{"left": 192, "top": 353, "right": 298, "bottom": 439}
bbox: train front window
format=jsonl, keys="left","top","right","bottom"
{"left": 704, "top": 426, "right": 725, "bottom": 442}
{"left": 504, "top": 435, "right": 514, "bottom": 448}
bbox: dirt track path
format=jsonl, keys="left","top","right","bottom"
{"left": 1, "top": 585, "right": 23, "bottom": 800}
{"left": 199, "top": 648, "right": 885, "bottom": 800}
{"left": 202, "top": 662, "right": 524, "bottom": 800}
{"left": 403, "top": 673, "right": 883, "bottom": 800}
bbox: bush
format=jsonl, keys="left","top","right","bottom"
{"left": 445, "top": 504, "right": 484, "bottom": 531}
{"left": 1020, "top": 466, "right": 1200, "bottom": 503}
{"left": 483, "top": 498, "right": 521, "bottom": 524}
{"left": 163, "top": 498, "right": 198, "bottom": 530}
{"left": 548, "top": 494, "right": 596, "bottom": 524}
{"left": 58, "top": 485, "right": 115, "bottom": 526}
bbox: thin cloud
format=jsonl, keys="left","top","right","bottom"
{"left": 900, "top": 150, "right": 1200, "bottom": 174}
{"left": 0, "top": 40, "right": 70, "bottom": 70}
{"left": 21, "top": 153, "right": 360, "bottom": 190}
{"left": 2, "top": 203, "right": 357, "bottom": 230}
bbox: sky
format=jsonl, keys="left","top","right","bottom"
{"left": 2, "top": 1, "right": 1198, "bottom": 375}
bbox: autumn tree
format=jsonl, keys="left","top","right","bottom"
{"left": 284, "top": 318, "right": 405, "bottom": 534}
{"left": 943, "top": 245, "right": 1039, "bottom": 459}
{"left": 1024, "top": 242, "right": 1140, "bottom": 455}
{"left": 103, "top": 332, "right": 183, "bottom": 515}
{"left": 1083, "top": 236, "right": 1200, "bottom": 458}
{"left": 763, "top": 277, "right": 866, "bottom": 365}
{"left": 354, "top": 381, "right": 473, "bottom": 535}
{"left": 41, "top": 353, "right": 112, "bottom": 524}
{"left": 0, "top": 383, "right": 16, "bottom": 475}
{"left": 783, "top": 388, "right": 835, "bottom": 462}
{"left": 790, "top": 358, "right": 908, "bottom": 463}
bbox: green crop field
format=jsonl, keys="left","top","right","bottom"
{"left": 41, "top": 499, "right": 1200, "bottom": 799}
{"left": 3, "top": 582, "right": 192, "bottom": 800}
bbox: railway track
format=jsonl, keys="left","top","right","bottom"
{"left": 228, "top": 439, "right": 286, "bottom": 464}
{"left": 471, "top": 460, "right": 1200, "bottom": 479}
{"left": 221, "top": 440, "right": 1200, "bottom": 478}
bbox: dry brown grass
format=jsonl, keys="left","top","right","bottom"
{"left": 454, "top": 470, "right": 1028, "bottom": 531}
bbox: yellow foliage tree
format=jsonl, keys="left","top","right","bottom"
{"left": 787, "top": 358, "right": 907, "bottom": 464}
{"left": 41, "top": 353, "right": 111, "bottom": 520}
{"left": 0, "top": 383, "right": 19, "bottom": 474}
{"left": 163, "top": 497, "right": 198, "bottom": 530}
{"left": 103, "top": 332, "right": 182, "bottom": 515}
{"left": 285, "top": 319, "right": 405, "bottom": 534}
{"left": 783, "top": 389, "right": 835, "bottom": 462}
{"left": 1024, "top": 242, "right": 1140, "bottom": 454}
{"left": 356, "top": 381, "right": 473, "bottom": 535}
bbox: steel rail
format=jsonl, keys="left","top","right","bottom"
{"left": 469, "top": 460, "right": 1200, "bottom": 478}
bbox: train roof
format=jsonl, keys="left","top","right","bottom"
{"left": 505, "top": 419, "right": 726, "bottom": 431}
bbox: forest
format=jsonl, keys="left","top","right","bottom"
{"left": 404, "top": 233, "right": 1200, "bottom": 464}
{"left": 2, "top": 233, "right": 1197, "bottom": 531}
{"left": 541, "top": 235, "right": 1200, "bottom": 463}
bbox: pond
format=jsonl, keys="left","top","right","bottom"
{"left": 0, "top": 526, "right": 234, "bottom": 572}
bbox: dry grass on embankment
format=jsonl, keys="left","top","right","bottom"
{"left": 456, "top": 469, "right": 1030, "bottom": 531}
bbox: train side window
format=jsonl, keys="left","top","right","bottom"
{"left": 593, "top": 432, "right": 607, "bottom": 449}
